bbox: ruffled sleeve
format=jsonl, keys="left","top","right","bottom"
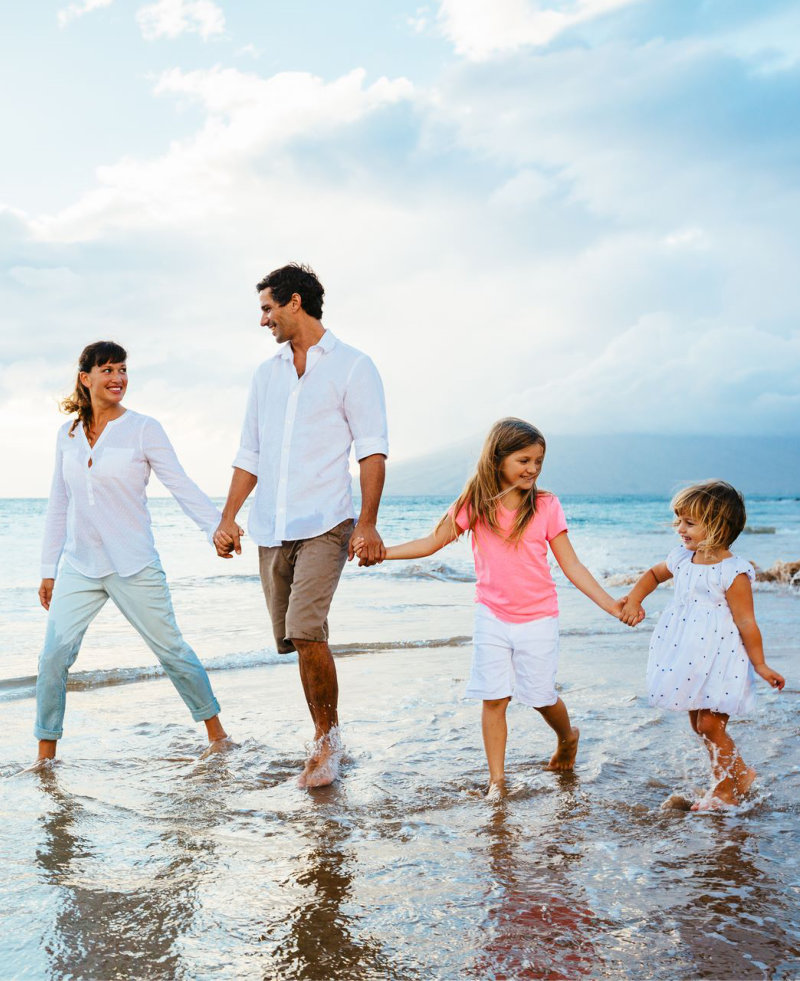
{"left": 721, "top": 555, "right": 755, "bottom": 591}
{"left": 665, "top": 544, "right": 690, "bottom": 574}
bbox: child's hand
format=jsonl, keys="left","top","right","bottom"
{"left": 352, "top": 536, "right": 367, "bottom": 557}
{"left": 756, "top": 664, "right": 785, "bottom": 690}
{"left": 618, "top": 596, "right": 645, "bottom": 627}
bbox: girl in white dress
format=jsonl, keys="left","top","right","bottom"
{"left": 620, "top": 481, "right": 784, "bottom": 810}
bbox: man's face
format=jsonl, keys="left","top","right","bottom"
{"left": 259, "top": 287, "right": 295, "bottom": 344}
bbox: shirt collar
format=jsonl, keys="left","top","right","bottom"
{"left": 278, "top": 328, "right": 336, "bottom": 360}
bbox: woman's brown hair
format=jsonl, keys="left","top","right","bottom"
{"left": 62, "top": 341, "right": 127, "bottom": 435}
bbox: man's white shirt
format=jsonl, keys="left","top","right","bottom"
{"left": 233, "top": 330, "right": 388, "bottom": 546}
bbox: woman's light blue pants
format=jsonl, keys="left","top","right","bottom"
{"left": 35, "top": 561, "right": 220, "bottom": 741}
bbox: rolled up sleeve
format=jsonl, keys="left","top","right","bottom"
{"left": 344, "top": 356, "right": 389, "bottom": 462}
{"left": 232, "top": 374, "right": 261, "bottom": 476}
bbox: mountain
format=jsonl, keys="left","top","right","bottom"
{"left": 383, "top": 435, "right": 800, "bottom": 497}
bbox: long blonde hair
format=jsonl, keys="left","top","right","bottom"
{"left": 444, "top": 417, "right": 547, "bottom": 544}
{"left": 62, "top": 341, "right": 127, "bottom": 435}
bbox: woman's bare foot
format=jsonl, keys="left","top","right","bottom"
{"left": 297, "top": 728, "right": 343, "bottom": 789}
{"left": 198, "top": 736, "right": 238, "bottom": 760}
{"left": 547, "top": 727, "right": 580, "bottom": 771}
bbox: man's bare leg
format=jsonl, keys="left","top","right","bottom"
{"left": 293, "top": 639, "right": 341, "bottom": 788}
{"left": 536, "top": 697, "right": 580, "bottom": 771}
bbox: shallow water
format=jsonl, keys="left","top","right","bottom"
{"left": 2, "top": 496, "right": 799, "bottom": 979}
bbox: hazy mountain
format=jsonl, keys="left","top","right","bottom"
{"left": 384, "top": 435, "right": 800, "bottom": 497}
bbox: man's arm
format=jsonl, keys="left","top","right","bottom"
{"left": 349, "top": 454, "right": 386, "bottom": 566}
{"left": 213, "top": 467, "right": 257, "bottom": 558}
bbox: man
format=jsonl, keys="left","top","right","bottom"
{"left": 214, "top": 263, "right": 388, "bottom": 787}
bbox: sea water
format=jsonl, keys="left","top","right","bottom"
{"left": 1, "top": 495, "right": 798, "bottom": 979}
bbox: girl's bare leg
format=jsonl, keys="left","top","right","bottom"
{"left": 482, "top": 697, "right": 511, "bottom": 792}
{"left": 691, "top": 709, "right": 755, "bottom": 810}
{"left": 536, "top": 697, "right": 580, "bottom": 771}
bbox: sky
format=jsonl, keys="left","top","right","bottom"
{"left": 2, "top": 0, "right": 799, "bottom": 496}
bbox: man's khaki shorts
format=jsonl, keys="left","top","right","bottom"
{"left": 258, "top": 519, "right": 354, "bottom": 654}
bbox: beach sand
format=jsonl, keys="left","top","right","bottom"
{"left": 3, "top": 631, "right": 798, "bottom": 980}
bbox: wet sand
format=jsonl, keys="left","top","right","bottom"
{"left": 3, "top": 634, "right": 798, "bottom": 980}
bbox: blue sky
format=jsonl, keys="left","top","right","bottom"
{"left": 2, "top": 0, "right": 799, "bottom": 495}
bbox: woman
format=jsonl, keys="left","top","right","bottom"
{"left": 33, "top": 340, "right": 233, "bottom": 767}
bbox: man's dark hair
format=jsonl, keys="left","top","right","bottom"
{"left": 256, "top": 263, "right": 325, "bottom": 320}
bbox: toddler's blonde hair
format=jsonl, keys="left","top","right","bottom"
{"left": 671, "top": 480, "right": 746, "bottom": 551}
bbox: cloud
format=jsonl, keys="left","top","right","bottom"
{"left": 26, "top": 67, "right": 414, "bottom": 243}
{"left": 436, "top": 0, "right": 642, "bottom": 60}
{"left": 136, "top": 0, "right": 225, "bottom": 41}
{"left": 58, "top": 0, "right": 113, "bottom": 28}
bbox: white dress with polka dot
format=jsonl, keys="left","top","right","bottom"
{"left": 646, "top": 545, "right": 756, "bottom": 716}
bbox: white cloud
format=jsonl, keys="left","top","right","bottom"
{"left": 137, "top": 0, "right": 225, "bottom": 41}
{"left": 27, "top": 67, "right": 414, "bottom": 242}
{"left": 58, "top": 0, "right": 113, "bottom": 28}
{"left": 9, "top": 266, "right": 82, "bottom": 290}
{"left": 436, "top": 0, "right": 642, "bottom": 60}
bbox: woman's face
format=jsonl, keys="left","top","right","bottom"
{"left": 80, "top": 360, "right": 128, "bottom": 409}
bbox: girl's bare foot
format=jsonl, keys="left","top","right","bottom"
{"left": 547, "top": 727, "right": 580, "bottom": 771}
{"left": 486, "top": 779, "right": 507, "bottom": 801}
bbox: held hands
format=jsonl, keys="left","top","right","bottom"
{"left": 755, "top": 663, "right": 785, "bottom": 691}
{"left": 39, "top": 579, "right": 55, "bottom": 611}
{"left": 213, "top": 519, "right": 246, "bottom": 559}
{"left": 350, "top": 524, "right": 386, "bottom": 567}
{"left": 618, "top": 594, "right": 646, "bottom": 627}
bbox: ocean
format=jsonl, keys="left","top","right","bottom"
{"left": 2, "top": 494, "right": 798, "bottom": 979}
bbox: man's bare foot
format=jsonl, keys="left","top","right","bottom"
{"left": 297, "top": 727, "right": 343, "bottom": 789}
{"left": 547, "top": 727, "right": 580, "bottom": 771}
{"left": 198, "top": 736, "right": 238, "bottom": 760}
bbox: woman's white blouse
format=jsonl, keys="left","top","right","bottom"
{"left": 41, "top": 410, "right": 221, "bottom": 579}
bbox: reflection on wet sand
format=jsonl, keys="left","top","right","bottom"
{"left": 470, "top": 781, "right": 604, "bottom": 980}
{"left": 35, "top": 768, "right": 200, "bottom": 980}
{"left": 665, "top": 820, "right": 800, "bottom": 980}
{"left": 256, "top": 786, "right": 393, "bottom": 981}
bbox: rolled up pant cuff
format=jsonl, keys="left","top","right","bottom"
{"left": 34, "top": 725, "right": 63, "bottom": 741}
{"left": 191, "top": 697, "right": 221, "bottom": 722}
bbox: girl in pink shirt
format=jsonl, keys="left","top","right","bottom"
{"left": 358, "top": 418, "right": 629, "bottom": 796}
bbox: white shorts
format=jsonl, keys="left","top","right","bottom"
{"left": 465, "top": 603, "right": 560, "bottom": 708}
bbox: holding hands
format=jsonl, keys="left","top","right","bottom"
{"left": 618, "top": 595, "right": 646, "bottom": 627}
{"left": 213, "top": 519, "right": 246, "bottom": 558}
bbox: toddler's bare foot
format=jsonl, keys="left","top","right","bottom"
{"left": 736, "top": 765, "right": 757, "bottom": 798}
{"left": 297, "top": 728, "right": 342, "bottom": 789}
{"left": 547, "top": 727, "right": 580, "bottom": 771}
{"left": 661, "top": 793, "right": 693, "bottom": 811}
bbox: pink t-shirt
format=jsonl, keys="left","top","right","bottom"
{"left": 454, "top": 493, "right": 568, "bottom": 623}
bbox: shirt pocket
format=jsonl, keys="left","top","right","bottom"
{"left": 92, "top": 447, "right": 135, "bottom": 479}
